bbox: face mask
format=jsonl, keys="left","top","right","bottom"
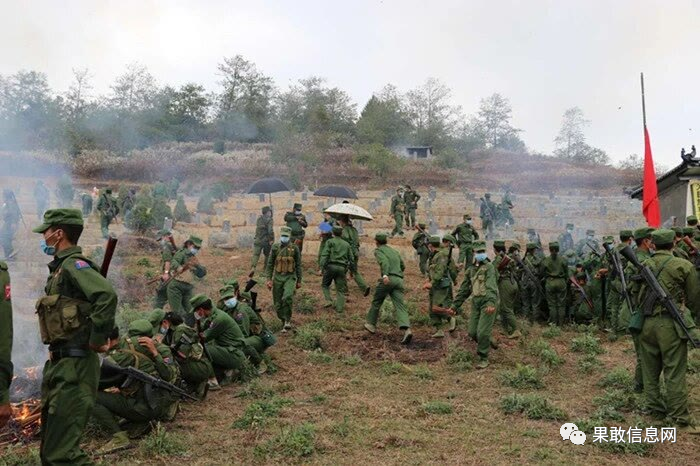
{"left": 466, "top": 220, "right": 473, "bottom": 225}
{"left": 189, "top": 247, "right": 199, "bottom": 255}
{"left": 295, "top": 210, "right": 301, "bottom": 214}
{"left": 194, "top": 311, "right": 203, "bottom": 321}
{"left": 40, "top": 231, "right": 60, "bottom": 256}
{"left": 567, "top": 229, "right": 573, "bottom": 234}
{"left": 587, "top": 235, "right": 594, "bottom": 240}
{"left": 475, "top": 252, "right": 488, "bottom": 262}
{"left": 281, "top": 237, "right": 290, "bottom": 244}
{"left": 159, "top": 326, "right": 168, "bottom": 335}
{"left": 224, "top": 297, "right": 238, "bottom": 309}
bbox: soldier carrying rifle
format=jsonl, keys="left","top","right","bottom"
{"left": 96, "top": 188, "right": 120, "bottom": 239}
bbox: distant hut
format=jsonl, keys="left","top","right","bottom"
{"left": 403, "top": 146, "right": 433, "bottom": 160}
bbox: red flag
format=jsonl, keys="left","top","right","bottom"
{"left": 642, "top": 126, "right": 660, "bottom": 227}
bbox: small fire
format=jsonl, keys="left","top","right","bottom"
{"left": 0, "top": 399, "right": 42, "bottom": 446}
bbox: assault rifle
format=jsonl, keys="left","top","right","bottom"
{"left": 100, "top": 237, "right": 118, "bottom": 278}
{"left": 101, "top": 358, "right": 198, "bottom": 404}
{"left": 513, "top": 251, "right": 544, "bottom": 295}
{"left": 479, "top": 197, "right": 496, "bottom": 221}
{"left": 603, "top": 242, "right": 634, "bottom": 317}
{"left": 620, "top": 246, "right": 700, "bottom": 348}
{"left": 569, "top": 277, "right": 594, "bottom": 311}
{"left": 147, "top": 255, "right": 198, "bottom": 286}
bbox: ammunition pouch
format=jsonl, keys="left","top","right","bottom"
{"left": 35, "top": 294, "right": 89, "bottom": 344}
{"left": 261, "top": 329, "right": 277, "bottom": 348}
{"left": 275, "top": 255, "right": 295, "bottom": 274}
{"left": 641, "top": 291, "right": 657, "bottom": 317}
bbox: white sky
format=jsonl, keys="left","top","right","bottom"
{"left": 1, "top": 0, "right": 698, "bottom": 168}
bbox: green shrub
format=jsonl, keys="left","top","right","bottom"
{"left": 140, "top": 422, "right": 186, "bottom": 457}
{"left": 232, "top": 396, "right": 293, "bottom": 429}
{"left": 413, "top": 364, "right": 434, "bottom": 380}
{"left": 236, "top": 379, "right": 278, "bottom": 399}
{"left": 578, "top": 354, "right": 602, "bottom": 374}
{"left": 499, "top": 364, "right": 544, "bottom": 389}
{"left": 381, "top": 361, "right": 406, "bottom": 375}
{"left": 541, "top": 324, "right": 562, "bottom": 339}
{"left": 528, "top": 338, "right": 563, "bottom": 367}
{"left": 499, "top": 393, "right": 567, "bottom": 420}
{"left": 173, "top": 196, "right": 192, "bottom": 222}
{"left": 307, "top": 350, "right": 333, "bottom": 365}
{"left": 354, "top": 143, "right": 405, "bottom": 178}
{"left": 254, "top": 423, "right": 316, "bottom": 459}
{"left": 124, "top": 203, "right": 154, "bottom": 233}
{"left": 592, "top": 389, "right": 642, "bottom": 413}
{"left": 421, "top": 401, "right": 453, "bottom": 415}
{"left": 446, "top": 344, "right": 473, "bottom": 372}
{"left": 433, "top": 149, "right": 461, "bottom": 169}
{"left": 150, "top": 198, "right": 172, "bottom": 229}
{"left": 115, "top": 304, "right": 143, "bottom": 334}
{"left": 599, "top": 367, "right": 634, "bottom": 390}
{"left": 213, "top": 140, "right": 225, "bottom": 154}
{"left": 342, "top": 354, "right": 362, "bottom": 366}
{"left": 196, "top": 192, "right": 216, "bottom": 214}
{"left": 1, "top": 445, "right": 41, "bottom": 465}
{"left": 331, "top": 416, "right": 352, "bottom": 438}
{"left": 292, "top": 324, "right": 324, "bottom": 350}
{"left": 571, "top": 334, "right": 604, "bottom": 355}
{"left": 296, "top": 291, "right": 318, "bottom": 314}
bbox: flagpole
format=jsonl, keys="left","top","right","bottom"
{"left": 641, "top": 72, "right": 647, "bottom": 128}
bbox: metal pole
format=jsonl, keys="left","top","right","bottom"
{"left": 640, "top": 72, "right": 647, "bottom": 128}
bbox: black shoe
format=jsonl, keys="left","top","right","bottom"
{"left": 364, "top": 287, "right": 371, "bottom": 297}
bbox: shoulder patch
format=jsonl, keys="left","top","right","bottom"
{"left": 75, "top": 260, "right": 90, "bottom": 270}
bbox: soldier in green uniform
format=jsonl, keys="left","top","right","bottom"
{"left": 154, "top": 229, "right": 176, "bottom": 309}
{"left": 320, "top": 226, "right": 353, "bottom": 313}
{"left": 96, "top": 188, "right": 119, "bottom": 239}
{"left": 390, "top": 187, "right": 405, "bottom": 237}
{"left": 191, "top": 294, "right": 250, "bottom": 388}
{"left": 605, "top": 231, "right": 634, "bottom": 329}
{"left": 571, "top": 272, "right": 594, "bottom": 324}
{"left": 672, "top": 227, "right": 691, "bottom": 261}
{"left": 0, "top": 190, "right": 20, "bottom": 260}
{"left": 450, "top": 240, "right": 499, "bottom": 368}
{"left": 363, "top": 233, "right": 412, "bottom": 344}
{"left": 637, "top": 229, "right": 700, "bottom": 433}
{"left": 266, "top": 226, "right": 302, "bottom": 331}
{"left": 80, "top": 192, "right": 93, "bottom": 217}
{"left": 403, "top": 185, "right": 421, "bottom": 228}
{"left": 520, "top": 242, "right": 544, "bottom": 322}
{"left": 557, "top": 223, "right": 575, "bottom": 255}
{"left": 452, "top": 214, "right": 479, "bottom": 267}
{"left": 424, "top": 236, "right": 456, "bottom": 338}
{"left": 479, "top": 193, "right": 497, "bottom": 239}
{"left": 0, "top": 261, "right": 12, "bottom": 428}
{"left": 317, "top": 221, "right": 333, "bottom": 273}
{"left": 166, "top": 236, "right": 207, "bottom": 325}
{"left": 575, "top": 229, "right": 599, "bottom": 257}
{"left": 93, "top": 319, "right": 180, "bottom": 454}
{"left": 33, "top": 208, "right": 118, "bottom": 464}
{"left": 338, "top": 215, "right": 371, "bottom": 296}
{"left": 284, "top": 203, "right": 308, "bottom": 253}
{"left": 412, "top": 223, "right": 430, "bottom": 276}
{"left": 540, "top": 241, "right": 570, "bottom": 326}
{"left": 493, "top": 241, "right": 520, "bottom": 338}
{"left": 250, "top": 206, "right": 274, "bottom": 275}
{"left": 688, "top": 215, "right": 698, "bottom": 228}
{"left": 34, "top": 180, "right": 49, "bottom": 220}
{"left": 218, "top": 290, "right": 270, "bottom": 371}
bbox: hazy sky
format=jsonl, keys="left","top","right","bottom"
{"left": 1, "top": 0, "right": 698, "bottom": 168}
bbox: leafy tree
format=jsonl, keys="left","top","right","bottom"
{"left": 196, "top": 192, "right": 216, "bottom": 214}
{"left": 553, "top": 107, "right": 609, "bottom": 165}
{"left": 471, "top": 93, "right": 524, "bottom": 150}
{"left": 353, "top": 143, "right": 404, "bottom": 177}
{"left": 109, "top": 63, "right": 157, "bottom": 113}
{"left": 174, "top": 196, "right": 192, "bottom": 222}
{"left": 150, "top": 198, "right": 173, "bottom": 229}
{"left": 405, "top": 78, "right": 461, "bottom": 150}
{"left": 356, "top": 85, "right": 411, "bottom": 146}
{"left": 617, "top": 153, "right": 642, "bottom": 171}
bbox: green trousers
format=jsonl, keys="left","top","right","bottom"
{"left": 244, "top": 335, "right": 266, "bottom": 354}
{"left": 322, "top": 264, "right": 348, "bottom": 313}
{"left": 545, "top": 278, "right": 567, "bottom": 325}
{"left": 498, "top": 278, "right": 518, "bottom": 334}
{"left": 521, "top": 280, "right": 542, "bottom": 322}
{"left": 251, "top": 242, "right": 271, "bottom": 270}
{"left": 429, "top": 285, "right": 452, "bottom": 328}
{"left": 272, "top": 273, "right": 297, "bottom": 322}
{"left": 154, "top": 282, "right": 168, "bottom": 309}
{"left": 167, "top": 280, "right": 194, "bottom": 324}
{"left": 92, "top": 390, "right": 165, "bottom": 434}
{"left": 179, "top": 358, "right": 213, "bottom": 386}
{"left": 405, "top": 208, "right": 417, "bottom": 227}
{"left": 206, "top": 343, "right": 247, "bottom": 371}
{"left": 606, "top": 288, "right": 621, "bottom": 328}
{"left": 391, "top": 213, "right": 404, "bottom": 236}
{"left": 481, "top": 219, "right": 494, "bottom": 239}
{"left": 639, "top": 314, "right": 690, "bottom": 425}
{"left": 40, "top": 353, "right": 99, "bottom": 466}
{"left": 617, "top": 301, "right": 644, "bottom": 391}
{"left": 366, "top": 276, "right": 410, "bottom": 329}
{"left": 350, "top": 259, "right": 369, "bottom": 291}
{"left": 100, "top": 214, "right": 112, "bottom": 239}
{"left": 458, "top": 245, "right": 474, "bottom": 268}
{"left": 417, "top": 248, "right": 430, "bottom": 276}
{"left": 469, "top": 296, "right": 497, "bottom": 360}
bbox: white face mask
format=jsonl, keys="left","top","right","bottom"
{"left": 194, "top": 311, "right": 203, "bottom": 321}
{"left": 466, "top": 220, "right": 473, "bottom": 225}
{"left": 224, "top": 297, "right": 238, "bottom": 309}
{"left": 281, "top": 237, "right": 290, "bottom": 244}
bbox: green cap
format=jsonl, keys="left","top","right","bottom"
{"left": 634, "top": 227, "right": 653, "bottom": 240}
{"left": 280, "top": 226, "right": 292, "bottom": 237}
{"left": 442, "top": 234, "right": 456, "bottom": 244}
{"left": 672, "top": 226, "right": 683, "bottom": 236}
{"left": 549, "top": 241, "right": 559, "bottom": 249}
{"left": 262, "top": 206, "right": 271, "bottom": 214}
{"left": 687, "top": 215, "right": 698, "bottom": 225}
{"left": 586, "top": 229, "right": 595, "bottom": 235}
{"left": 619, "top": 230, "right": 633, "bottom": 240}
{"left": 375, "top": 233, "right": 388, "bottom": 242}
{"left": 189, "top": 294, "right": 212, "bottom": 309}
{"left": 33, "top": 208, "right": 84, "bottom": 233}
{"left": 463, "top": 214, "right": 472, "bottom": 220}
{"left": 511, "top": 242, "right": 521, "bottom": 250}
{"left": 683, "top": 227, "right": 695, "bottom": 236}
{"left": 473, "top": 240, "right": 487, "bottom": 251}
{"left": 187, "top": 235, "right": 203, "bottom": 247}
{"left": 220, "top": 288, "right": 237, "bottom": 300}
{"left": 418, "top": 223, "right": 427, "bottom": 229}
{"left": 293, "top": 203, "right": 302, "bottom": 210}
{"left": 429, "top": 236, "right": 441, "bottom": 246}
{"left": 566, "top": 223, "right": 574, "bottom": 229}
{"left": 128, "top": 319, "right": 154, "bottom": 337}
{"left": 526, "top": 242, "right": 537, "bottom": 250}
{"left": 603, "top": 235, "right": 615, "bottom": 244}
{"left": 147, "top": 309, "right": 165, "bottom": 327}
{"left": 651, "top": 228, "right": 675, "bottom": 246}
{"left": 332, "top": 225, "right": 343, "bottom": 235}
{"left": 493, "top": 240, "right": 506, "bottom": 248}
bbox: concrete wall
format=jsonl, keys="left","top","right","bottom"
{"left": 659, "top": 180, "right": 688, "bottom": 223}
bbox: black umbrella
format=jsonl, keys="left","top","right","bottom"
{"left": 313, "top": 185, "right": 358, "bottom": 203}
{"left": 246, "top": 177, "right": 291, "bottom": 207}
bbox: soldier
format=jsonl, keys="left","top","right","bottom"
{"left": 80, "top": 192, "right": 93, "bottom": 217}
{"left": 190, "top": 294, "right": 250, "bottom": 389}
{"left": 540, "top": 241, "right": 570, "bottom": 326}
{"left": 32, "top": 208, "right": 118, "bottom": 464}
{"left": 266, "top": 226, "right": 302, "bottom": 331}
{"left": 687, "top": 215, "right": 698, "bottom": 229}
{"left": 451, "top": 214, "right": 479, "bottom": 267}
{"left": 250, "top": 206, "right": 274, "bottom": 275}
{"left": 33, "top": 180, "right": 49, "bottom": 220}
{"left": 479, "top": 193, "right": 497, "bottom": 239}
{"left": 424, "top": 236, "right": 456, "bottom": 338}
{"left": 575, "top": 229, "right": 599, "bottom": 257}
{"left": 218, "top": 289, "right": 270, "bottom": 373}
{"left": 154, "top": 229, "right": 177, "bottom": 309}
{"left": 93, "top": 320, "right": 179, "bottom": 454}
{"left": 317, "top": 221, "right": 333, "bottom": 273}
{"left": 571, "top": 272, "right": 594, "bottom": 324}
{"left": 338, "top": 215, "right": 371, "bottom": 296}
{"left": 403, "top": 184, "right": 421, "bottom": 228}
{"left": 412, "top": 222, "right": 430, "bottom": 276}
{"left": 166, "top": 236, "right": 207, "bottom": 325}
{"left": 637, "top": 229, "right": 700, "bottom": 433}
{"left": 493, "top": 241, "right": 520, "bottom": 338}
{"left": 120, "top": 187, "right": 136, "bottom": 218}
{"left": 96, "top": 188, "right": 120, "bottom": 239}
{"left": 557, "top": 223, "right": 575, "bottom": 254}
{"left": 284, "top": 203, "right": 308, "bottom": 253}
{"left": 0, "top": 190, "right": 20, "bottom": 260}
{"left": 56, "top": 175, "right": 74, "bottom": 207}
{"left": 450, "top": 240, "right": 499, "bottom": 368}
{"left": 526, "top": 228, "right": 544, "bottom": 259}
{"left": 320, "top": 226, "right": 353, "bottom": 313}
{"left": 520, "top": 242, "right": 543, "bottom": 322}
{"left": 363, "top": 233, "right": 412, "bottom": 344}
{"left": 605, "top": 231, "right": 634, "bottom": 329}
{"left": 672, "top": 227, "right": 691, "bottom": 261}
{"left": 0, "top": 261, "right": 11, "bottom": 429}
{"left": 390, "top": 187, "right": 406, "bottom": 237}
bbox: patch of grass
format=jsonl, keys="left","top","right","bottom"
{"left": 136, "top": 257, "right": 152, "bottom": 267}
{"left": 445, "top": 343, "right": 473, "bottom": 372}
{"left": 330, "top": 416, "right": 353, "bottom": 438}
{"left": 406, "top": 300, "right": 432, "bottom": 326}
{"left": 499, "top": 393, "right": 567, "bottom": 420}
{"left": 379, "top": 300, "right": 396, "bottom": 324}
{"left": 232, "top": 396, "right": 293, "bottom": 429}
{"left": 140, "top": 422, "right": 187, "bottom": 457}
{"left": 498, "top": 364, "right": 544, "bottom": 389}
{"left": 310, "top": 394, "right": 327, "bottom": 404}
{"left": 292, "top": 323, "right": 324, "bottom": 350}
{"left": 541, "top": 324, "right": 562, "bottom": 339}
{"left": 115, "top": 304, "right": 143, "bottom": 334}
{"left": 571, "top": 334, "right": 604, "bottom": 355}
{"left": 578, "top": 354, "right": 602, "bottom": 374}
{"left": 261, "top": 353, "right": 278, "bottom": 375}
{"left": 342, "top": 354, "right": 362, "bottom": 366}
{"left": 522, "top": 429, "right": 542, "bottom": 438}
{"left": 381, "top": 361, "right": 407, "bottom": 375}
{"left": 412, "top": 364, "right": 434, "bottom": 380}
{"left": 687, "top": 351, "right": 700, "bottom": 374}
{"left": 575, "top": 323, "right": 598, "bottom": 334}
{"left": 528, "top": 338, "right": 563, "bottom": 367}
{"left": 0, "top": 445, "right": 41, "bottom": 465}
{"left": 307, "top": 350, "right": 333, "bottom": 365}
{"left": 296, "top": 291, "right": 318, "bottom": 314}
{"left": 592, "top": 389, "right": 642, "bottom": 413}
{"left": 254, "top": 422, "right": 316, "bottom": 459}
{"left": 532, "top": 448, "right": 553, "bottom": 461}
{"left": 598, "top": 367, "right": 634, "bottom": 390}
{"left": 267, "top": 318, "right": 284, "bottom": 333}
{"left": 236, "top": 379, "right": 277, "bottom": 399}
{"left": 421, "top": 400, "right": 453, "bottom": 415}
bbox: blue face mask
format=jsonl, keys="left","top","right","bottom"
{"left": 475, "top": 252, "right": 488, "bottom": 262}
{"left": 281, "top": 237, "right": 290, "bottom": 244}
{"left": 40, "top": 231, "right": 59, "bottom": 256}
{"left": 159, "top": 326, "right": 168, "bottom": 335}
{"left": 224, "top": 297, "right": 238, "bottom": 309}
{"left": 189, "top": 247, "right": 199, "bottom": 255}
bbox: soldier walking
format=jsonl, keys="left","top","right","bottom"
{"left": 266, "top": 226, "right": 302, "bottom": 331}
{"left": 250, "top": 206, "right": 274, "bottom": 275}
{"left": 451, "top": 214, "right": 479, "bottom": 267}
{"left": 96, "top": 188, "right": 119, "bottom": 239}
{"left": 424, "top": 236, "right": 456, "bottom": 338}
{"left": 412, "top": 222, "right": 430, "bottom": 276}
{"left": 390, "top": 187, "right": 405, "bottom": 237}
{"left": 284, "top": 203, "right": 308, "bottom": 253}
{"left": 479, "top": 193, "right": 496, "bottom": 239}
{"left": 33, "top": 180, "right": 49, "bottom": 220}
{"left": 540, "top": 241, "right": 570, "bottom": 326}
{"left": 403, "top": 184, "right": 421, "bottom": 228}
{"left": 320, "top": 226, "right": 353, "bottom": 313}
{"left": 339, "top": 215, "right": 371, "bottom": 296}
{"left": 0, "top": 190, "right": 20, "bottom": 260}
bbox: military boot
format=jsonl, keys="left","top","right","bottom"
{"left": 477, "top": 358, "right": 489, "bottom": 369}
{"left": 448, "top": 316, "right": 457, "bottom": 332}
{"left": 401, "top": 328, "right": 413, "bottom": 345}
{"left": 432, "top": 329, "right": 445, "bottom": 338}
{"left": 364, "top": 323, "right": 376, "bottom": 334}
{"left": 97, "top": 431, "right": 133, "bottom": 455}
{"left": 207, "top": 377, "right": 221, "bottom": 391}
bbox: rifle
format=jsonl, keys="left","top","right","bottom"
{"left": 586, "top": 242, "right": 602, "bottom": 258}
{"left": 513, "top": 251, "right": 544, "bottom": 295}
{"left": 146, "top": 255, "right": 197, "bottom": 286}
{"left": 496, "top": 253, "right": 512, "bottom": 272}
{"left": 569, "top": 277, "right": 594, "bottom": 310}
{"left": 603, "top": 242, "right": 634, "bottom": 318}
{"left": 100, "top": 237, "right": 118, "bottom": 277}
{"left": 101, "top": 358, "right": 198, "bottom": 402}
{"left": 620, "top": 246, "right": 700, "bottom": 348}
{"left": 479, "top": 197, "right": 496, "bottom": 221}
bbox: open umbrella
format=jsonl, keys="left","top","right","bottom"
{"left": 245, "top": 177, "right": 291, "bottom": 207}
{"left": 313, "top": 185, "right": 358, "bottom": 203}
{"left": 324, "top": 202, "right": 373, "bottom": 221}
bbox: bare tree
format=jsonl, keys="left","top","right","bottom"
{"left": 109, "top": 63, "right": 157, "bottom": 112}
{"left": 65, "top": 68, "right": 92, "bottom": 122}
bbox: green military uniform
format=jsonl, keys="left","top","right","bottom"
{"left": 452, "top": 240, "right": 499, "bottom": 366}
{"left": 571, "top": 273, "right": 594, "bottom": 323}
{"left": 251, "top": 206, "right": 274, "bottom": 272}
{"left": 582, "top": 247, "right": 605, "bottom": 320}
{"left": 575, "top": 230, "right": 599, "bottom": 258}
{"left": 33, "top": 209, "right": 118, "bottom": 465}
{"left": 0, "top": 190, "right": 20, "bottom": 259}
{"left": 34, "top": 180, "right": 50, "bottom": 220}
{"left": 317, "top": 224, "right": 332, "bottom": 268}
{"left": 427, "top": 237, "right": 453, "bottom": 335}
{"left": 390, "top": 189, "right": 405, "bottom": 237}
{"left": 96, "top": 189, "right": 119, "bottom": 239}
{"left": 219, "top": 293, "right": 266, "bottom": 357}
{"left": 80, "top": 192, "right": 93, "bottom": 217}
{"left": 0, "top": 262, "right": 12, "bottom": 407}
{"left": 284, "top": 203, "right": 308, "bottom": 253}
{"left": 364, "top": 234, "right": 412, "bottom": 340}
{"left": 341, "top": 221, "right": 370, "bottom": 294}
{"left": 605, "top": 232, "right": 633, "bottom": 329}
{"left": 451, "top": 215, "right": 479, "bottom": 267}
{"left": 412, "top": 224, "right": 430, "bottom": 276}
{"left": 266, "top": 227, "right": 302, "bottom": 328}
{"left": 403, "top": 185, "right": 421, "bottom": 228}
{"left": 493, "top": 242, "right": 519, "bottom": 337}
{"left": 521, "top": 243, "right": 543, "bottom": 322}
{"left": 557, "top": 223, "right": 575, "bottom": 255}
{"left": 540, "top": 242, "right": 570, "bottom": 325}
{"left": 92, "top": 319, "right": 179, "bottom": 451}
{"left": 166, "top": 236, "right": 206, "bottom": 324}
{"left": 320, "top": 227, "right": 354, "bottom": 313}
{"left": 479, "top": 194, "right": 497, "bottom": 239}
{"left": 154, "top": 230, "right": 176, "bottom": 309}
{"left": 637, "top": 229, "right": 700, "bottom": 428}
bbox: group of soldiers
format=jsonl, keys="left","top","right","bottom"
{"left": 389, "top": 185, "right": 422, "bottom": 237}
